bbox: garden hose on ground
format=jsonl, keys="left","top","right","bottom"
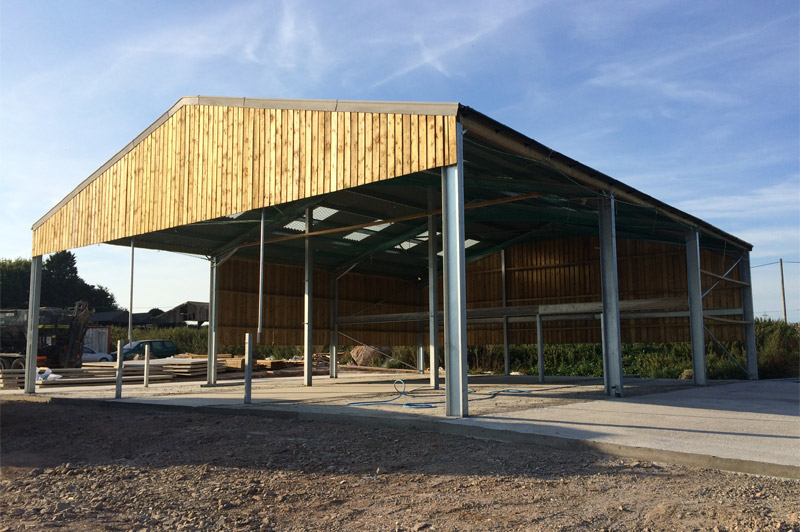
{"left": 346, "top": 380, "right": 533, "bottom": 409}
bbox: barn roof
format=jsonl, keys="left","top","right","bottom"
{"left": 31, "top": 96, "right": 751, "bottom": 278}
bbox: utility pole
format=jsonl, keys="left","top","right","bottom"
{"left": 779, "top": 258, "right": 787, "bottom": 323}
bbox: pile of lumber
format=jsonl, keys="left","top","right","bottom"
{"left": 159, "top": 359, "right": 228, "bottom": 377}
{"left": 0, "top": 369, "right": 24, "bottom": 389}
{"left": 178, "top": 353, "right": 309, "bottom": 372}
{"left": 0, "top": 365, "right": 175, "bottom": 388}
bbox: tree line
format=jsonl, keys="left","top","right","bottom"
{"left": 0, "top": 251, "right": 120, "bottom": 311}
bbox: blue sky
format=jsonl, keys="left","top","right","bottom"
{"left": 1, "top": 0, "right": 798, "bottom": 321}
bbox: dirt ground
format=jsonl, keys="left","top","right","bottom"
{"left": 1, "top": 397, "right": 798, "bottom": 532}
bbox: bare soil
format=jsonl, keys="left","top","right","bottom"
{"left": 1, "top": 397, "right": 798, "bottom": 532}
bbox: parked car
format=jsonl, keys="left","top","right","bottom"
{"left": 112, "top": 339, "right": 179, "bottom": 360}
{"left": 82, "top": 345, "right": 112, "bottom": 362}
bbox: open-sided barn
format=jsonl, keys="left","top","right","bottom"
{"left": 24, "top": 97, "right": 757, "bottom": 416}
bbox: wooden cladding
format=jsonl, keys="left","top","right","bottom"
{"left": 217, "top": 238, "right": 746, "bottom": 347}
{"left": 469, "top": 238, "right": 743, "bottom": 345}
{"left": 32, "top": 105, "right": 458, "bottom": 256}
{"left": 217, "top": 258, "right": 419, "bottom": 347}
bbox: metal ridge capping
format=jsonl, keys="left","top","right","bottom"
{"left": 31, "top": 97, "right": 461, "bottom": 231}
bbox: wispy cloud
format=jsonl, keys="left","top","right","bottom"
{"left": 585, "top": 14, "right": 795, "bottom": 106}
{"left": 735, "top": 225, "right": 800, "bottom": 259}
{"left": 370, "top": 1, "right": 536, "bottom": 89}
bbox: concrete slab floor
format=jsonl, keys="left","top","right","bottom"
{"left": 3, "top": 373, "right": 798, "bottom": 478}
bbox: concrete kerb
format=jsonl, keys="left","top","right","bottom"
{"left": 34, "top": 395, "right": 800, "bottom": 480}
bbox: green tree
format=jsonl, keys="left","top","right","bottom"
{"left": 0, "top": 251, "right": 121, "bottom": 311}
{"left": 42, "top": 251, "right": 81, "bottom": 307}
{"left": 0, "top": 257, "right": 32, "bottom": 308}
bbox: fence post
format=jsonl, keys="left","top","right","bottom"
{"left": 143, "top": 343, "right": 150, "bottom": 388}
{"left": 115, "top": 340, "right": 123, "bottom": 399}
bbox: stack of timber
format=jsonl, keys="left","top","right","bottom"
{"left": 179, "top": 352, "right": 242, "bottom": 371}
{"left": 45, "top": 364, "right": 172, "bottom": 386}
{"left": 159, "top": 359, "right": 228, "bottom": 377}
{"left": 179, "top": 353, "right": 310, "bottom": 372}
{"left": 0, "top": 369, "right": 24, "bottom": 389}
{"left": 1, "top": 365, "right": 174, "bottom": 387}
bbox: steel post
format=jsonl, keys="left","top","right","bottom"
{"left": 739, "top": 251, "right": 758, "bottom": 379}
{"left": 143, "top": 343, "right": 150, "bottom": 388}
{"left": 416, "top": 286, "right": 425, "bottom": 373}
{"left": 501, "top": 249, "right": 510, "bottom": 376}
{"left": 600, "top": 314, "right": 609, "bottom": 391}
{"left": 441, "top": 123, "right": 468, "bottom": 417}
{"left": 207, "top": 257, "right": 219, "bottom": 385}
{"left": 114, "top": 340, "right": 123, "bottom": 399}
{"left": 536, "top": 313, "right": 544, "bottom": 383}
{"left": 257, "top": 209, "right": 266, "bottom": 343}
{"left": 244, "top": 332, "right": 253, "bottom": 404}
{"left": 427, "top": 187, "right": 440, "bottom": 389}
{"left": 599, "top": 194, "right": 624, "bottom": 397}
{"left": 685, "top": 230, "right": 707, "bottom": 385}
{"left": 23, "top": 255, "right": 42, "bottom": 394}
{"left": 304, "top": 207, "right": 314, "bottom": 387}
{"left": 329, "top": 275, "right": 338, "bottom": 378}
{"left": 128, "top": 240, "right": 134, "bottom": 345}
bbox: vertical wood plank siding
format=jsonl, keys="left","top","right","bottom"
{"left": 32, "top": 106, "right": 458, "bottom": 256}
{"left": 217, "top": 238, "right": 744, "bottom": 348}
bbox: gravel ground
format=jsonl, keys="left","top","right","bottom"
{"left": 1, "top": 397, "right": 798, "bottom": 531}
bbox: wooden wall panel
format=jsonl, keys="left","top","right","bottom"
{"left": 217, "top": 258, "right": 420, "bottom": 347}
{"left": 32, "top": 105, "right": 458, "bottom": 256}
{"left": 217, "top": 238, "right": 745, "bottom": 348}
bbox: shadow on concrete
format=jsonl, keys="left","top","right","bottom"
{"left": 470, "top": 414, "right": 798, "bottom": 440}
{"left": 616, "top": 378, "right": 800, "bottom": 417}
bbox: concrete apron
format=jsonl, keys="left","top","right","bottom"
{"left": 7, "top": 375, "right": 799, "bottom": 479}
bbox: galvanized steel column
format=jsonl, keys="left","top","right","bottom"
{"left": 329, "top": 276, "right": 338, "bottom": 379}
{"left": 739, "top": 251, "right": 758, "bottom": 379}
{"left": 501, "top": 249, "right": 510, "bottom": 376}
{"left": 427, "top": 188, "right": 440, "bottom": 389}
{"left": 23, "top": 255, "right": 42, "bottom": 394}
{"left": 128, "top": 241, "right": 135, "bottom": 345}
{"left": 304, "top": 207, "right": 314, "bottom": 387}
{"left": 441, "top": 123, "right": 468, "bottom": 417}
{"left": 599, "top": 193, "right": 624, "bottom": 397}
{"left": 207, "top": 257, "right": 219, "bottom": 385}
{"left": 536, "top": 314, "right": 545, "bottom": 383}
{"left": 257, "top": 209, "right": 266, "bottom": 344}
{"left": 685, "top": 230, "right": 707, "bottom": 385}
{"left": 244, "top": 333, "right": 253, "bottom": 404}
{"left": 416, "top": 286, "right": 425, "bottom": 374}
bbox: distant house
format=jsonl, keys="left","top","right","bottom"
{"left": 152, "top": 301, "right": 209, "bottom": 326}
{"left": 91, "top": 311, "right": 152, "bottom": 327}
{"left": 91, "top": 302, "right": 208, "bottom": 327}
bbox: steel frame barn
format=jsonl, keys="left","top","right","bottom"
{"left": 25, "top": 97, "right": 757, "bottom": 417}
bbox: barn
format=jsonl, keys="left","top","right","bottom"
{"left": 24, "top": 97, "right": 757, "bottom": 416}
